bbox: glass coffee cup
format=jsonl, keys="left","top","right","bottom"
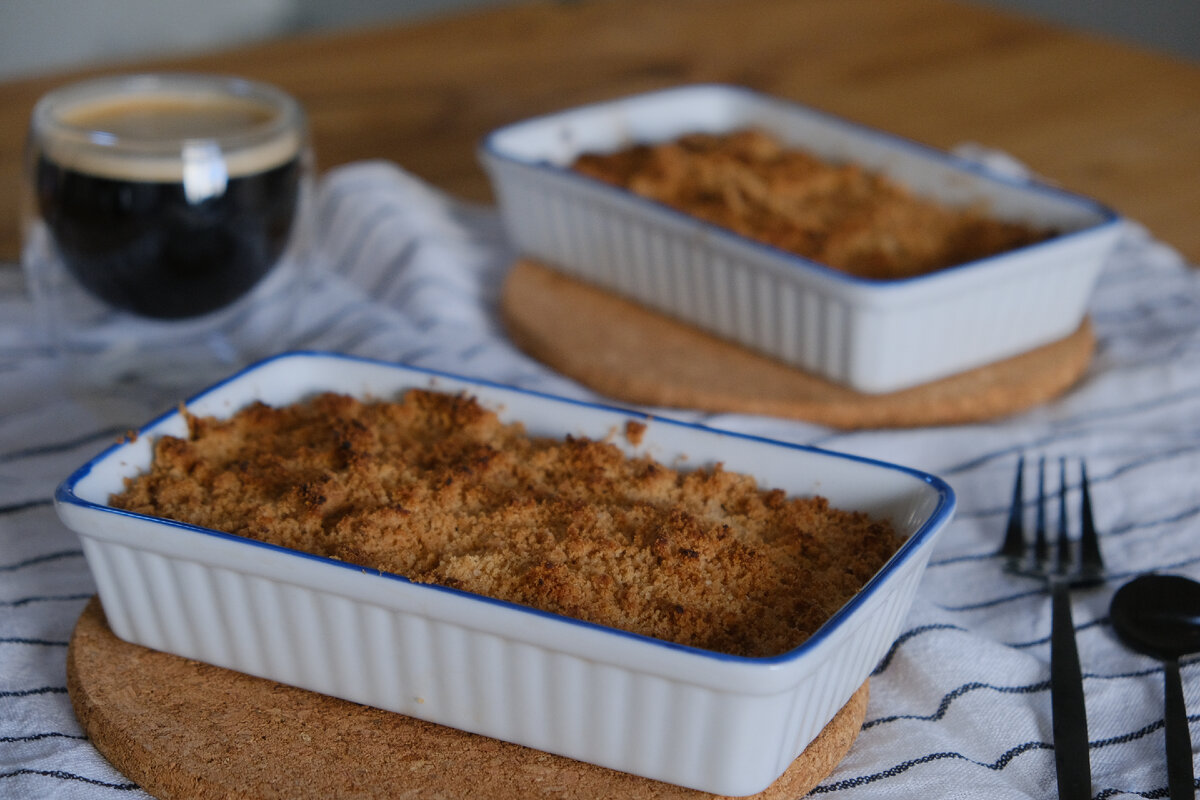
{"left": 22, "top": 73, "right": 314, "bottom": 395}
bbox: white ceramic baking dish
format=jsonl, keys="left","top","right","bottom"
{"left": 479, "top": 83, "right": 1123, "bottom": 394}
{"left": 56, "top": 351, "right": 955, "bottom": 796}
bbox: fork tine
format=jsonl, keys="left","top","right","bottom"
{"left": 1001, "top": 454, "right": 1026, "bottom": 564}
{"left": 1078, "top": 460, "right": 1104, "bottom": 581}
{"left": 1056, "top": 457, "right": 1071, "bottom": 575}
{"left": 1034, "top": 456, "right": 1049, "bottom": 565}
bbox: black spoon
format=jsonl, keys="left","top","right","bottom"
{"left": 1109, "top": 573, "right": 1200, "bottom": 800}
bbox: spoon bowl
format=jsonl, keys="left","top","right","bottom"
{"left": 1110, "top": 573, "right": 1200, "bottom": 800}
{"left": 1110, "top": 573, "right": 1200, "bottom": 659}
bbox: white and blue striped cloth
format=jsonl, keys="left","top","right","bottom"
{"left": 3, "top": 159, "right": 1199, "bottom": 799}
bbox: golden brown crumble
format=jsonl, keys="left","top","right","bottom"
{"left": 623, "top": 419, "right": 647, "bottom": 446}
{"left": 571, "top": 129, "right": 1054, "bottom": 280}
{"left": 110, "top": 389, "right": 901, "bottom": 658}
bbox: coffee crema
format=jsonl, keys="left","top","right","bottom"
{"left": 59, "top": 94, "right": 278, "bottom": 142}
{"left": 34, "top": 90, "right": 306, "bottom": 320}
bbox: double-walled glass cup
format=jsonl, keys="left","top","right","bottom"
{"left": 22, "top": 73, "right": 314, "bottom": 395}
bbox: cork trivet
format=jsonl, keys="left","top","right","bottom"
{"left": 501, "top": 259, "right": 1095, "bottom": 429}
{"left": 67, "top": 598, "right": 868, "bottom": 799}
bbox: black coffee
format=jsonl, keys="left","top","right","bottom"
{"left": 35, "top": 95, "right": 304, "bottom": 320}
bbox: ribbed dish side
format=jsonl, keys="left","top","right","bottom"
{"left": 496, "top": 164, "right": 843, "bottom": 389}
{"left": 82, "top": 533, "right": 804, "bottom": 794}
{"left": 494, "top": 167, "right": 855, "bottom": 382}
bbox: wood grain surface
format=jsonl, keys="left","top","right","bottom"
{"left": 2, "top": 0, "right": 1198, "bottom": 263}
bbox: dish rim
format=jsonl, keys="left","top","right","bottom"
{"left": 56, "top": 350, "right": 957, "bottom": 667}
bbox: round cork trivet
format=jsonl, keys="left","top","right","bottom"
{"left": 501, "top": 259, "right": 1095, "bottom": 429}
{"left": 67, "top": 598, "right": 868, "bottom": 800}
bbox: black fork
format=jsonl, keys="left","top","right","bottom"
{"left": 1000, "top": 455, "right": 1105, "bottom": 800}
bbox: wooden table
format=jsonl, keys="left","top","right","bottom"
{"left": 2, "top": 0, "right": 1198, "bottom": 264}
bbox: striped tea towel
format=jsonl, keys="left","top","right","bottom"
{"left": 2, "top": 159, "right": 1199, "bottom": 799}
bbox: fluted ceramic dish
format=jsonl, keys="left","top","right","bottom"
{"left": 56, "top": 351, "right": 956, "bottom": 796}
{"left": 479, "top": 83, "right": 1122, "bottom": 393}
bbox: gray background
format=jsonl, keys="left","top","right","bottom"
{"left": 1, "top": 0, "right": 1197, "bottom": 82}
